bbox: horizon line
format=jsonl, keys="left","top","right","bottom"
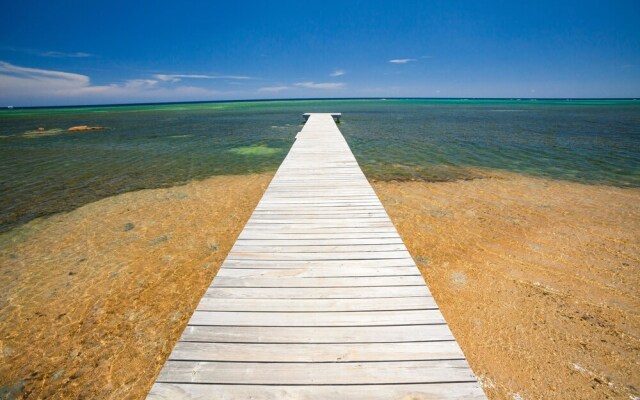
{"left": 3, "top": 96, "right": 640, "bottom": 110}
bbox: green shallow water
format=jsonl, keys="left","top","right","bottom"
{"left": 1, "top": 98, "right": 639, "bottom": 232}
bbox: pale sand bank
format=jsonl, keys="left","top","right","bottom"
{"left": 0, "top": 170, "right": 638, "bottom": 399}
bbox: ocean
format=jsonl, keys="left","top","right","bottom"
{"left": 1, "top": 98, "right": 639, "bottom": 232}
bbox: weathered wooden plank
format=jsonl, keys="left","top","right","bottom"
{"left": 250, "top": 212, "right": 388, "bottom": 217}
{"left": 236, "top": 232, "right": 403, "bottom": 240}
{"left": 148, "top": 382, "right": 486, "bottom": 400}
{"left": 265, "top": 184, "right": 373, "bottom": 189}
{"left": 233, "top": 238, "right": 403, "bottom": 246}
{"left": 188, "top": 309, "right": 445, "bottom": 327}
{"left": 230, "top": 244, "right": 407, "bottom": 253}
{"left": 266, "top": 184, "right": 372, "bottom": 188}
{"left": 227, "top": 251, "right": 412, "bottom": 261}
{"left": 256, "top": 201, "right": 382, "bottom": 206}
{"left": 238, "top": 227, "right": 400, "bottom": 234}
{"left": 204, "top": 286, "right": 430, "bottom": 299}
{"left": 260, "top": 187, "right": 376, "bottom": 192}
{"left": 220, "top": 259, "right": 418, "bottom": 268}
{"left": 257, "top": 200, "right": 382, "bottom": 205}
{"left": 212, "top": 275, "right": 426, "bottom": 288}
{"left": 179, "top": 324, "right": 456, "bottom": 343}
{"left": 169, "top": 341, "right": 465, "bottom": 362}
{"left": 249, "top": 215, "right": 390, "bottom": 220}
{"left": 249, "top": 212, "right": 390, "bottom": 218}
{"left": 155, "top": 360, "right": 477, "bottom": 385}
{"left": 242, "top": 217, "right": 393, "bottom": 229}
{"left": 269, "top": 177, "right": 368, "bottom": 180}
{"left": 255, "top": 202, "right": 383, "bottom": 207}
{"left": 260, "top": 191, "right": 376, "bottom": 196}
{"left": 252, "top": 208, "right": 387, "bottom": 214}
{"left": 196, "top": 297, "right": 437, "bottom": 312}
{"left": 215, "top": 266, "right": 420, "bottom": 277}
{"left": 261, "top": 196, "right": 379, "bottom": 201}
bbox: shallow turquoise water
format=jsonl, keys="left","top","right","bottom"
{"left": 1, "top": 99, "right": 639, "bottom": 232}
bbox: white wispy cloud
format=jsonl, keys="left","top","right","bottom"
{"left": 330, "top": 70, "right": 345, "bottom": 77}
{"left": 258, "top": 86, "right": 291, "bottom": 92}
{"left": 0, "top": 61, "right": 90, "bottom": 93}
{"left": 122, "top": 79, "right": 159, "bottom": 89}
{"left": 0, "top": 61, "right": 226, "bottom": 105}
{"left": 154, "top": 73, "right": 252, "bottom": 82}
{"left": 41, "top": 51, "right": 93, "bottom": 58}
{"left": 295, "top": 82, "right": 344, "bottom": 89}
{"left": 1, "top": 46, "right": 95, "bottom": 58}
{"left": 388, "top": 58, "right": 417, "bottom": 64}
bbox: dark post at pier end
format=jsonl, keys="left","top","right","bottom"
{"left": 303, "top": 113, "right": 341, "bottom": 123}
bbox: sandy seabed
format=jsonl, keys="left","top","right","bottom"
{"left": 372, "top": 172, "right": 639, "bottom": 400}
{"left": 0, "top": 174, "right": 273, "bottom": 399}
{"left": 0, "top": 170, "right": 638, "bottom": 399}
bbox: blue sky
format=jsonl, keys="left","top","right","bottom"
{"left": 1, "top": 0, "right": 639, "bottom": 106}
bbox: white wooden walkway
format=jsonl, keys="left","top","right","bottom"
{"left": 147, "top": 113, "right": 486, "bottom": 399}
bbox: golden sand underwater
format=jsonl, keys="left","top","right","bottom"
{"left": 0, "top": 170, "right": 638, "bottom": 399}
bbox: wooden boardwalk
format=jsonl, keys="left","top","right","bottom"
{"left": 147, "top": 113, "right": 486, "bottom": 399}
